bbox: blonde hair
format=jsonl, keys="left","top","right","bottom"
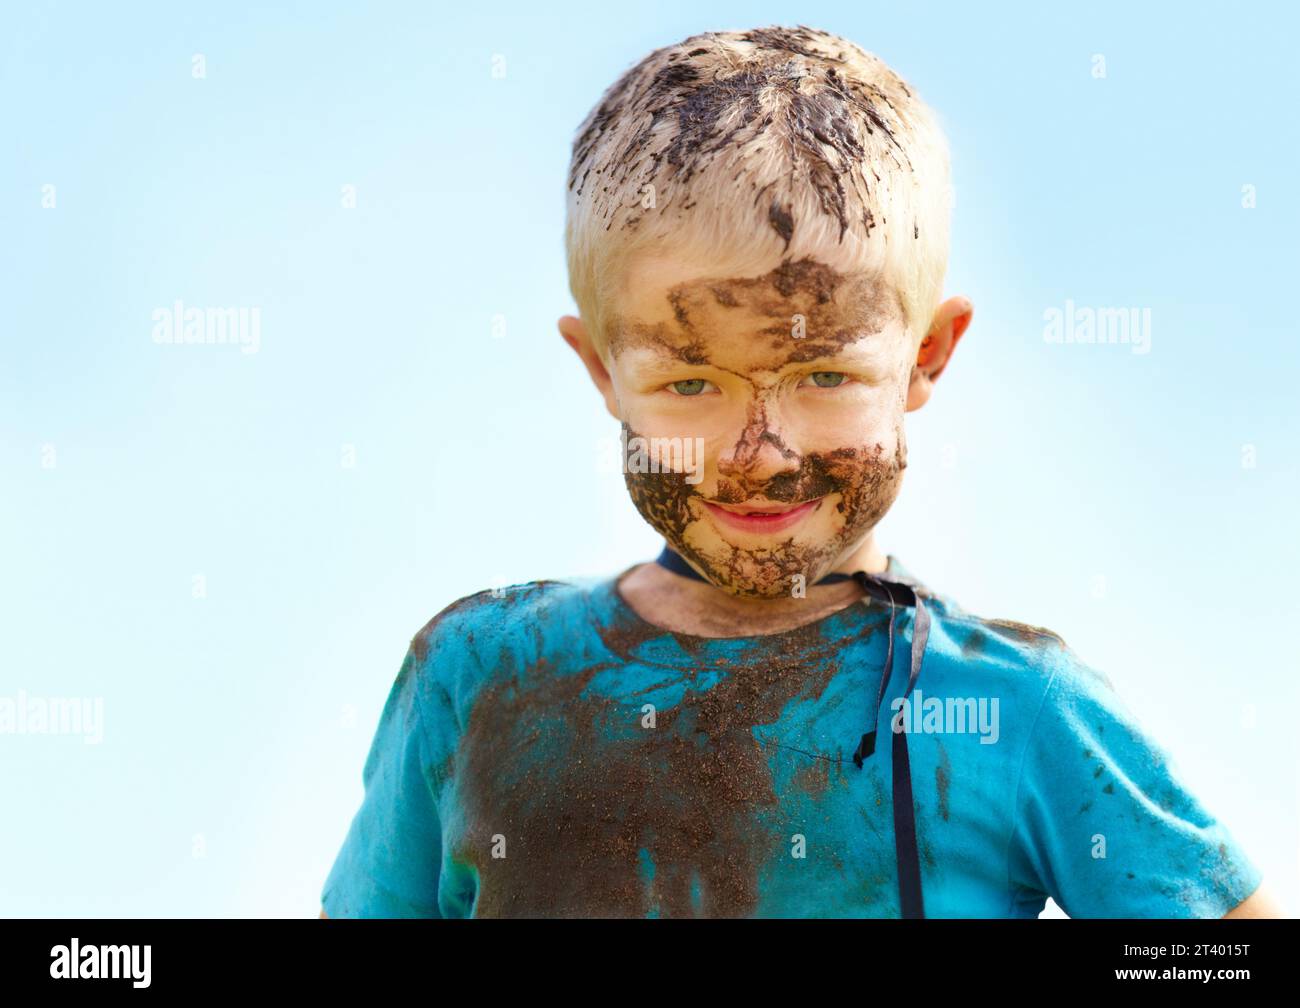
{"left": 564, "top": 25, "right": 952, "bottom": 362}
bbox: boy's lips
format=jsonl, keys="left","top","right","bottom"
{"left": 700, "top": 498, "right": 823, "bottom": 534}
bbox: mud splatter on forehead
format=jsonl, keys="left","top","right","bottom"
{"left": 568, "top": 25, "right": 918, "bottom": 246}
{"left": 608, "top": 256, "right": 903, "bottom": 365}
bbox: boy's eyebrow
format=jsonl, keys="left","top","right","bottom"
{"left": 623, "top": 338, "right": 888, "bottom": 373}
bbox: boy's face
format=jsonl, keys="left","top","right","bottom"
{"left": 591, "top": 251, "right": 925, "bottom": 598}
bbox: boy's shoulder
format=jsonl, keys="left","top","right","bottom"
{"left": 396, "top": 576, "right": 605, "bottom": 739}
{"left": 407, "top": 574, "right": 606, "bottom": 668}
{"left": 931, "top": 595, "right": 1077, "bottom": 675}
{"left": 901, "top": 563, "right": 1130, "bottom": 732}
{"left": 893, "top": 556, "right": 1083, "bottom": 680}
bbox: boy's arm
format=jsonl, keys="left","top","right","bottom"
{"left": 320, "top": 642, "right": 448, "bottom": 918}
{"left": 1223, "top": 884, "right": 1284, "bottom": 918}
{"left": 1007, "top": 645, "right": 1268, "bottom": 919}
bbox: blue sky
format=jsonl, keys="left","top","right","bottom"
{"left": 2, "top": 0, "right": 1296, "bottom": 917}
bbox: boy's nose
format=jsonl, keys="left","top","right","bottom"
{"left": 715, "top": 406, "right": 801, "bottom": 490}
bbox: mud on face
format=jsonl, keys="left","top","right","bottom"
{"left": 609, "top": 257, "right": 902, "bottom": 366}
{"left": 624, "top": 419, "right": 906, "bottom": 597}
{"left": 621, "top": 266, "right": 911, "bottom": 594}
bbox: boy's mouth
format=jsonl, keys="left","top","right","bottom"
{"left": 700, "top": 497, "right": 823, "bottom": 535}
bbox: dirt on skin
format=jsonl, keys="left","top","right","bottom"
{"left": 624, "top": 423, "right": 904, "bottom": 599}
{"left": 451, "top": 620, "right": 870, "bottom": 917}
{"left": 609, "top": 257, "right": 901, "bottom": 363}
{"left": 615, "top": 256, "right": 910, "bottom": 599}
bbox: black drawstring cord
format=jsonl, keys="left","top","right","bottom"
{"left": 652, "top": 544, "right": 930, "bottom": 919}
{"left": 851, "top": 576, "right": 898, "bottom": 765}
{"left": 849, "top": 570, "right": 930, "bottom": 919}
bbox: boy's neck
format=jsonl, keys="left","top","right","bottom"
{"left": 616, "top": 537, "right": 889, "bottom": 638}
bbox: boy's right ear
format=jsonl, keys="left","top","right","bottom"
{"left": 558, "top": 315, "right": 621, "bottom": 421}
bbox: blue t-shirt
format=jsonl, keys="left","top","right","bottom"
{"left": 321, "top": 557, "right": 1262, "bottom": 918}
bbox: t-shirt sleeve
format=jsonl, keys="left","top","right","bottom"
{"left": 1006, "top": 644, "right": 1263, "bottom": 918}
{"left": 321, "top": 643, "right": 446, "bottom": 918}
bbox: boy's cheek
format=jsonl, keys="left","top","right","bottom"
{"left": 831, "top": 435, "right": 908, "bottom": 535}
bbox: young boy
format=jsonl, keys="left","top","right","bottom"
{"left": 321, "top": 25, "right": 1280, "bottom": 918}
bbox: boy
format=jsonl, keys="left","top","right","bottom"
{"left": 321, "top": 25, "right": 1280, "bottom": 918}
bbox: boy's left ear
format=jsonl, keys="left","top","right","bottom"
{"left": 558, "top": 314, "right": 621, "bottom": 421}
{"left": 906, "top": 296, "right": 973, "bottom": 411}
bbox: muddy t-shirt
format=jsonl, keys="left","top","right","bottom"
{"left": 321, "top": 557, "right": 1263, "bottom": 918}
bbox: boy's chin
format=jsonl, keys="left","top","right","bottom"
{"left": 670, "top": 528, "right": 845, "bottom": 600}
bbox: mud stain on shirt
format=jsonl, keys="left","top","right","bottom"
{"left": 452, "top": 626, "right": 853, "bottom": 917}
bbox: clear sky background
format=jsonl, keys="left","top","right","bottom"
{"left": 2, "top": 1, "right": 1296, "bottom": 918}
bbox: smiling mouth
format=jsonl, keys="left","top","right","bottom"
{"left": 700, "top": 498, "right": 823, "bottom": 534}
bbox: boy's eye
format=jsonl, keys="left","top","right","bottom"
{"left": 802, "top": 371, "right": 848, "bottom": 388}
{"left": 667, "top": 378, "right": 715, "bottom": 396}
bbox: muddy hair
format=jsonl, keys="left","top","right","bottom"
{"left": 564, "top": 24, "right": 952, "bottom": 363}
